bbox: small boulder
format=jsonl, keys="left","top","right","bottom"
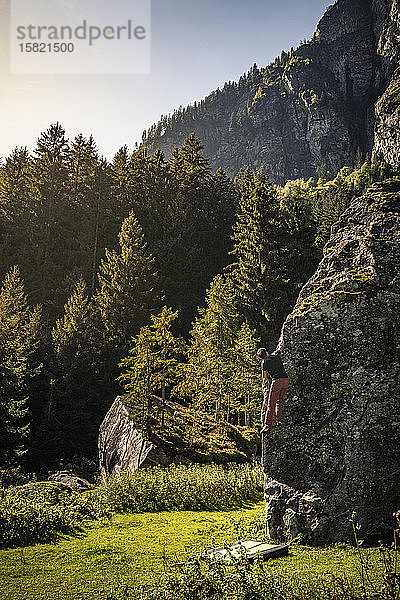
{"left": 48, "top": 471, "right": 94, "bottom": 491}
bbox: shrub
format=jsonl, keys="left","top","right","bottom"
{"left": 0, "top": 482, "right": 109, "bottom": 547}
{"left": 97, "top": 463, "right": 263, "bottom": 513}
{"left": 0, "top": 463, "right": 262, "bottom": 548}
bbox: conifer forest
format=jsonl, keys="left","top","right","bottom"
{"left": 0, "top": 120, "right": 393, "bottom": 471}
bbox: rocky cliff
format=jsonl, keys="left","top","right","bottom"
{"left": 262, "top": 179, "right": 400, "bottom": 544}
{"left": 374, "top": 0, "right": 400, "bottom": 169}
{"left": 144, "top": 0, "right": 399, "bottom": 183}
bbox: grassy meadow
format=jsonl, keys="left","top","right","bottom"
{"left": 0, "top": 501, "right": 386, "bottom": 600}
{"left": 0, "top": 464, "right": 393, "bottom": 599}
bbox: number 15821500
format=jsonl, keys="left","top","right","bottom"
{"left": 19, "top": 43, "right": 75, "bottom": 53}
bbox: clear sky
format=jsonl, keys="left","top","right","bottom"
{"left": 0, "top": 0, "right": 332, "bottom": 160}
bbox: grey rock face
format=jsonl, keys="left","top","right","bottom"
{"left": 98, "top": 397, "right": 170, "bottom": 479}
{"left": 145, "top": 0, "right": 398, "bottom": 184}
{"left": 375, "top": 68, "right": 400, "bottom": 169}
{"left": 374, "top": 0, "right": 400, "bottom": 169}
{"left": 263, "top": 181, "right": 400, "bottom": 544}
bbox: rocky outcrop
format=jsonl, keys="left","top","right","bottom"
{"left": 263, "top": 180, "right": 400, "bottom": 544}
{"left": 375, "top": 69, "right": 400, "bottom": 169}
{"left": 144, "top": 0, "right": 399, "bottom": 184}
{"left": 99, "top": 398, "right": 171, "bottom": 479}
{"left": 99, "top": 397, "right": 258, "bottom": 479}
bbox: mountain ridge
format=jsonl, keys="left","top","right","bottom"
{"left": 143, "top": 0, "right": 400, "bottom": 184}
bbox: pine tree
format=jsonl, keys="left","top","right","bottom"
{"left": 279, "top": 185, "right": 320, "bottom": 292}
{"left": 154, "top": 136, "right": 235, "bottom": 331}
{"left": 178, "top": 275, "right": 239, "bottom": 420}
{"left": 67, "top": 134, "right": 98, "bottom": 207}
{"left": 112, "top": 145, "right": 160, "bottom": 242}
{"left": 0, "top": 147, "right": 32, "bottom": 215}
{"left": 0, "top": 267, "right": 41, "bottom": 467}
{"left": 229, "top": 169, "right": 285, "bottom": 344}
{"left": 0, "top": 147, "right": 34, "bottom": 277}
{"left": 65, "top": 134, "right": 100, "bottom": 291}
{"left": 29, "top": 122, "right": 71, "bottom": 313}
{"left": 67, "top": 139, "right": 116, "bottom": 296}
{"left": 118, "top": 306, "right": 185, "bottom": 431}
{"left": 45, "top": 278, "right": 102, "bottom": 458}
{"left": 86, "top": 159, "right": 115, "bottom": 294}
{"left": 171, "top": 133, "right": 211, "bottom": 183}
{"left": 52, "top": 278, "right": 93, "bottom": 367}
{"left": 111, "top": 145, "right": 135, "bottom": 223}
{"left": 231, "top": 323, "right": 260, "bottom": 426}
{"left": 94, "top": 211, "right": 160, "bottom": 348}
{"left": 206, "top": 168, "right": 238, "bottom": 273}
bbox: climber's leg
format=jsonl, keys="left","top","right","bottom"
{"left": 261, "top": 392, "right": 269, "bottom": 428}
{"left": 264, "top": 380, "right": 280, "bottom": 428}
{"left": 275, "top": 378, "right": 290, "bottom": 422}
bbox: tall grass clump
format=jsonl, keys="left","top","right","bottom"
{"left": 0, "top": 483, "right": 109, "bottom": 547}
{"left": 98, "top": 463, "right": 263, "bottom": 513}
{"left": 150, "top": 560, "right": 360, "bottom": 600}
{"left": 108, "top": 556, "right": 379, "bottom": 600}
{"left": 108, "top": 530, "right": 399, "bottom": 600}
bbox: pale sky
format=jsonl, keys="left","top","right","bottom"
{"left": 0, "top": 0, "right": 331, "bottom": 160}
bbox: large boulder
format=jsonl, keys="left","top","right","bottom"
{"left": 374, "top": 0, "right": 400, "bottom": 170}
{"left": 99, "top": 397, "right": 170, "bottom": 479}
{"left": 263, "top": 181, "right": 400, "bottom": 544}
{"left": 99, "top": 397, "right": 258, "bottom": 479}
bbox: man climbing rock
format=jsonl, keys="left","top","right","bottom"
{"left": 257, "top": 341, "right": 289, "bottom": 433}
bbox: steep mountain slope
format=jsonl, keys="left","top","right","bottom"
{"left": 144, "top": 0, "right": 399, "bottom": 183}
{"left": 374, "top": 0, "right": 400, "bottom": 168}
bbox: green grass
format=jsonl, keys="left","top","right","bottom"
{"left": 0, "top": 465, "right": 392, "bottom": 599}
{"left": 0, "top": 501, "right": 385, "bottom": 600}
{"left": 0, "top": 502, "right": 262, "bottom": 599}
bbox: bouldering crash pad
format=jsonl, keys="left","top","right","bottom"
{"left": 201, "top": 540, "right": 289, "bottom": 563}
